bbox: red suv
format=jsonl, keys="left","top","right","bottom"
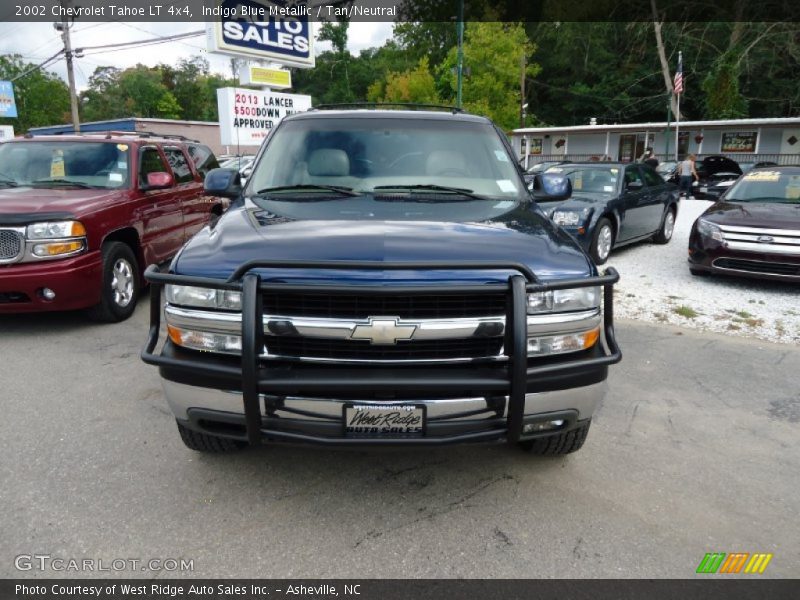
{"left": 0, "top": 132, "right": 224, "bottom": 321}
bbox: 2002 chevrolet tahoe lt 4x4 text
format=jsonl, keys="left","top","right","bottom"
{"left": 141, "top": 107, "right": 621, "bottom": 454}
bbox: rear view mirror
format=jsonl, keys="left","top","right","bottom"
{"left": 145, "top": 172, "right": 173, "bottom": 190}
{"left": 204, "top": 168, "right": 242, "bottom": 199}
{"left": 532, "top": 173, "right": 572, "bottom": 201}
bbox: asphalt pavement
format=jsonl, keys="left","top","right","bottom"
{"left": 1, "top": 298, "right": 798, "bottom": 578}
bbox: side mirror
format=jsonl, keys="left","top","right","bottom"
{"left": 532, "top": 173, "right": 572, "bottom": 201}
{"left": 204, "top": 168, "right": 242, "bottom": 199}
{"left": 626, "top": 180, "right": 644, "bottom": 191}
{"left": 145, "top": 172, "right": 173, "bottom": 190}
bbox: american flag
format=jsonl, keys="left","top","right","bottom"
{"left": 673, "top": 51, "right": 684, "bottom": 95}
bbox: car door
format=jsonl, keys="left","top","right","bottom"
{"left": 136, "top": 145, "right": 185, "bottom": 264}
{"left": 163, "top": 145, "right": 208, "bottom": 241}
{"left": 617, "top": 165, "right": 649, "bottom": 241}
{"left": 640, "top": 166, "right": 671, "bottom": 234}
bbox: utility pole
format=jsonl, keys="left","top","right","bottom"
{"left": 519, "top": 52, "right": 526, "bottom": 128}
{"left": 56, "top": 0, "right": 80, "bottom": 133}
{"left": 456, "top": 0, "right": 464, "bottom": 108}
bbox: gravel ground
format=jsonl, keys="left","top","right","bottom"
{"left": 605, "top": 198, "right": 800, "bottom": 345}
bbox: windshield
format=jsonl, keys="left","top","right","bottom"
{"left": 246, "top": 116, "right": 526, "bottom": 222}
{"left": 725, "top": 170, "right": 800, "bottom": 203}
{"left": 546, "top": 166, "right": 620, "bottom": 195}
{"left": 0, "top": 141, "right": 131, "bottom": 189}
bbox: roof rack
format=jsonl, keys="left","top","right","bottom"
{"left": 30, "top": 130, "right": 199, "bottom": 143}
{"left": 313, "top": 102, "right": 465, "bottom": 114}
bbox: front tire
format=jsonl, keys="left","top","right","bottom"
{"left": 86, "top": 241, "right": 139, "bottom": 322}
{"left": 177, "top": 422, "right": 246, "bottom": 453}
{"left": 653, "top": 207, "right": 676, "bottom": 244}
{"left": 590, "top": 219, "right": 614, "bottom": 265}
{"left": 519, "top": 420, "right": 591, "bottom": 455}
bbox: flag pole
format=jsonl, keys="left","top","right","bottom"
{"left": 674, "top": 50, "right": 682, "bottom": 161}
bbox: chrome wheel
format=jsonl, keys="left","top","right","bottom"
{"left": 111, "top": 258, "right": 134, "bottom": 307}
{"left": 596, "top": 225, "right": 613, "bottom": 261}
{"left": 663, "top": 211, "right": 675, "bottom": 240}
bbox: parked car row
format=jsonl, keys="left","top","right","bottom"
{"left": 533, "top": 161, "right": 800, "bottom": 283}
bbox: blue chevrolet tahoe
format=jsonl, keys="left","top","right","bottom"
{"left": 141, "top": 107, "right": 621, "bottom": 455}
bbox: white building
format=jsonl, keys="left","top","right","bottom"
{"left": 512, "top": 117, "right": 800, "bottom": 166}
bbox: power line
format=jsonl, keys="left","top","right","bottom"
{"left": 75, "top": 30, "right": 205, "bottom": 55}
{"left": 10, "top": 49, "right": 64, "bottom": 81}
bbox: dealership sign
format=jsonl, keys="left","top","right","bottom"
{"left": 239, "top": 64, "right": 292, "bottom": 89}
{"left": 217, "top": 87, "right": 311, "bottom": 146}
{"left": 206, "top": 0, "right": 314, "bottom": 69}
{"left": 0, "top": 81, "right": 18, "bottom": 118}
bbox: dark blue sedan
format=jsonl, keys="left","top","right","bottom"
{"left": 534, "top": 163, "right": 681, "bottom": 264}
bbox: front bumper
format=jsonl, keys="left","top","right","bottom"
{"left": 0, "top": 251, "right": 103, "bottom": 313}
{"left": 689, "top": 233, "right": 800, "bottom": 282}
{"left": 141, "top": 260, "right": 621, "bottom": 446}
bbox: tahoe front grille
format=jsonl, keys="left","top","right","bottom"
{"left": 0, "top": 229, "right": 23, "bottom": 262}
{"left": 262, "top": 291, "right": 508, "bottom": 319}
{"left": 265, "top": 336, "right": 504, "bottom": 362}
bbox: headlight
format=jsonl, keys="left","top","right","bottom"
{"left": 527, "top": 286, "right": 600, "bottom": 314}
{"left": 32, "top": 240, "right": 85, "bottom": 257}
{"left": 166, "top": 285, "right": 242, "bottom": 310}
{"left": 528, "top": 327, "right": 600, "bottom": 356}
{"left": 696, "top": 218, "right": 724, "bottom": 242}
{"left": 167, "top": 325, "right": 242, "bottom": 354}
{"left": 27, "top": 220, "right": 86, "bottom": 239}
{"left": 552, "top": 209, "right": 589, "bottom": 226}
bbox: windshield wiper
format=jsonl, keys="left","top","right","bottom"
{"left": 31, "top": 179, "right": 101, "bottom": 189}
{"left": 256, "top": 184, "right": 361, "bottom": 197}
{"left": 372, "top": 184, "right": 487, "bottom": 201}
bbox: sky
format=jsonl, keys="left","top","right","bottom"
{"left": 0, "top": 21, "right": 394, "bottom": 90}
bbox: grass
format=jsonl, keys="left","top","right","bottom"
{"left": 673, "top": 305, "right": 699, "bottom": 319}
{"left": 736, "top": 310, "right": 753, "bottom": 319}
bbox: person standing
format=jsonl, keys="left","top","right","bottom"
{"left": 642, "top": 148, "right": 659, "bottom": 169}
{"left": 678, "top": 154, "right": 698, "bottom": 197}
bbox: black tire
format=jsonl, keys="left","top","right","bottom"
{"left": 653, "top": 207, "right": 676, "bottom": 244}
{"left": 177, "top": 422, "right": 246, "bottom": 453}
{"left": 690, "top": 267, "right": 709, "bottom": 277}
{"left": 519, "top": 420, "right": 591, "bottom": 455}
{"left": 86, "top": 241, "right": 139, "bottom": 322}
{"left": 589, "top": 218, "right": 614, "bottom": 265}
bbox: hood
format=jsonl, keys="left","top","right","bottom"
{"left": 0, "top": 187, "right": 120, "bottom": 224}
{"left": 699, "top": 156, "right": 742, "bottom": 177}
{"left": 537, "top": 193, "right": 608, "bottom": 216}
{"left": 702, "top": 201, "right": 800, "bottom": 230}
{"left": 173, "top": 205, "right": 595, "bottom": 284}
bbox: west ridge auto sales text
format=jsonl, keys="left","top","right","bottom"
{"left": 16, "top": 583, "right": 353, "bottom": 596}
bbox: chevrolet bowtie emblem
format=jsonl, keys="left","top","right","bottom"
{"left": 757, "top": 235, "right": 774, "bottom": 243}
{"left": 350, "top": 318, "right": 417, "bottom": 345}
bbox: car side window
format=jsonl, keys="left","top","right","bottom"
{"left": 642, "top": 167, "right": 664, "bottom": 187}
{"left": 139, "top": 147, "right": 169, "bottom": 188}
{"left": 187, "top": 144, "right": 220, "bottom": 176}
{"left": 163, "top": 146, "right": 194, "bottom": 184}
{"left": 625, "top": 166, "right": 644, "bottom": 186}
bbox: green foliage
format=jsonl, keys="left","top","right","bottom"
{"left": 0, "top": 55, "right": 70, "bottom": 132}
{"left": 439, "top": 22, "right": 539, "bottom": 130}
{"left": 368, "top": 57, "right": 440, "bottom": 104}
{"left": 702, "top": 52, "right": 748, "bottom": 119}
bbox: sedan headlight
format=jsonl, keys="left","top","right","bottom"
{"left": 166, "top": 285, "right": 242, "bottom": 310}
{"left": 696, "top": 218, "right": 724, "bottom": 242}
{"left": 527, "top": 286, "right": 600, "bottom": 314}
{"left": 552, "top": 209, "right": 589, "bottom": 226}
{"left": 27, "top": 220, "right": 86, "bottom": 239}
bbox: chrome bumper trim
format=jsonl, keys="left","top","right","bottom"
{"left": 161, "top": 379, "right": 607, "bottom": 422}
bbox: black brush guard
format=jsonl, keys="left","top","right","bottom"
{"left": 141, "top": 261, "right": 621, "bottom": 446}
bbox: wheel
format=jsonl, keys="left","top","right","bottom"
{"left": 177, "top": 421, "right": 246, "bottom": 453}
{"left": 518, "top": 420, "right": 591, "bottom": 455}
{"left": 690, "top": 267, "right": 709, "bottom": 277}
{"left": 590, "top": 218, "right": 614, "bottom": 265}
{"left": 86, "top": 241, "right": 139, "bottom": 322}
{"left": 653, "top": 207, "right": 676, "bottom": 244}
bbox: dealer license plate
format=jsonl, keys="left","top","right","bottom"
{"left": 344, "top": 404, "right": 424, "bottom": 437}
{"left": 699, "top": 186, "right": 707, "bottom": 193}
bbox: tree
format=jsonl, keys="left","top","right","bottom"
{"left": 439, "top": 22, "right": 539, "bottom": 130}
{"left": 0, "top": 54, "right": 70, "bottom": 132}
{"left": 367, "top": 57, "right": 440, "bottom": 104}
